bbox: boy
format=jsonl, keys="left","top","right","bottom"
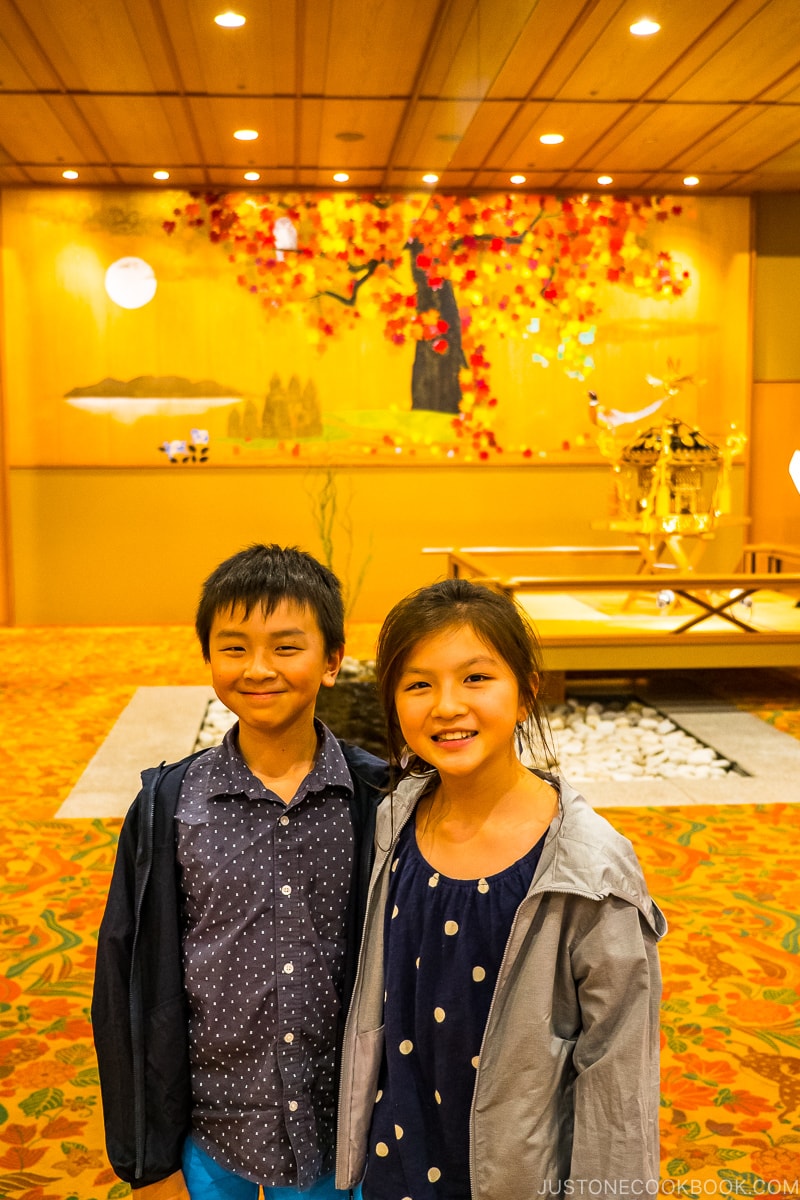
{"left": 92, "top": 544, "right": 388, "bottom": 1199}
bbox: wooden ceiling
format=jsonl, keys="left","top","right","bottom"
{"left": 1, "top": 0, "right": 799, "bottom": 193}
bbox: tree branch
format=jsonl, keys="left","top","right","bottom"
{"left": 450, "top": 208, "right": 545, "bottom": 252}
{"left": 313, "top": 259, "right": 380, "bottom": 306}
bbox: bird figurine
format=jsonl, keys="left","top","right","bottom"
{"left": 588, "top": 390, "right": 665, "bottom": 429}
{"left": 645, "top": 357, "right": 700, "bottom": 397}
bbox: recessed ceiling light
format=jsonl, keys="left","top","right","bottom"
{"left": 539, "top": 133, "right": 564, "bottom": 145}
{"left": 153, "top": 170, "right": 170, "bottom": 181}
{"left": 510, "top": 174, "right": 526, "bottom": 185}
{"left": 234, "top": 129, "right": 258, "bottom": 141}
{"left": 333, "top": 172, "right": 350, "bottom": 183}
{"left": 422, "top": 173, "right": 439, "bottom": 184}
{"left": 630, "top": 18, "right": 661, "bottom": 35}
{"left": 683, "top": 175, "right": 700, "bottom": 187}
{"left": 243, "top": 171, "right": 260, "bottom": 181}
{"left": 597, "top": 175, "right": 613, "bottom": 186}
{"left": 215, "top": 11, "right": 246, "bottom": 27}
{"left": 62, "top": 169, "right": 79, "bottom": 180}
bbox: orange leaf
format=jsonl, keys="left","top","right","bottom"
{"left": 0, "top": 1125, "right": 38, "bottom": 1147}
{"left": 40, "top": 1117, "right": 85, "bottom": 1140}
{"left": 93, "top": 1167, "right": 120, "bottom": 1185}
{"left": 0, "top": 1147, "right": 47, "bottom": 1169}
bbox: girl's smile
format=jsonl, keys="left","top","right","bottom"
{"left": 394, "top": 623, "right": 528, "bottom": 780}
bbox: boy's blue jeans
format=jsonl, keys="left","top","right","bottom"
{"left": 182, "top": 1138, "right": 359, "bottom": 1200}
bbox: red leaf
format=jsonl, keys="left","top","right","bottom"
{"left": 432, "top": 338, "right": 449, "bottom": 354}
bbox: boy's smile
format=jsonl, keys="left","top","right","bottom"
{"left": 208, "top": 599, "right": 343, "bottom": 743}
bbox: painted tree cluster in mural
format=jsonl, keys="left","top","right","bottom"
{"left": 164, "top": 191, "right": 689, "bottom": 457}
{"left": 227, "top": 374, "right": 322, "bottom": 441}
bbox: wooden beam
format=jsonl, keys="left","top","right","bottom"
{"left": 0, "top": 193, "right": 14, "bottom": 624}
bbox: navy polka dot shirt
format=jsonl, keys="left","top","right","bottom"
{"left": 175, "top": 720, "right": 354, "bottom": 1187}
{"left": 364, "top": 815, "right": 546, "bottom": 1200}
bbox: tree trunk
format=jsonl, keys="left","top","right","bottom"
{"left": 408, "top": 239, "right": 466, "bottom": 413}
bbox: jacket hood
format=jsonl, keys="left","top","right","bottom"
{"left": 379, "top": 770, "right": 666, "bottom": 940}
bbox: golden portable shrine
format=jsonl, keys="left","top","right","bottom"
{"left": 617, "top": 416, "right": 723, "bottom": 535}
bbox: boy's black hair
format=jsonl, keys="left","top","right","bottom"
{"left": 195, "top": 544, "right": 345, "bottom": 660}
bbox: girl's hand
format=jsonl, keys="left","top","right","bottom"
{"left": 133, "top": 1170, "right": 191, "bottom": 1199}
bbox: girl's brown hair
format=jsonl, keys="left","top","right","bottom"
{"left": 376, "top": 578, "right": 554, "bottom": 778}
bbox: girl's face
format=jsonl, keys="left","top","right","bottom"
{"left": 394, "top": 623, "right": 528, "bottom": 780}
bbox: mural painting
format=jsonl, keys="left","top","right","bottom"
{"left": 1, "top": 189, "right": 750, "bottom": 468}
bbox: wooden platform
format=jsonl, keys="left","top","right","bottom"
{"left": 424, "top": 547, "right": 800, "bottom": 672}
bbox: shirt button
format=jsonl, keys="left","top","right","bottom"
{"left": 281, "top": 885, "right": 292, "bottom": 896}
{"left": 279, "top": 815, "right": 290, "bottom": 826}
{"left": 288, "top": 1101, "right": 298, "bottom": 1112}
{"left": 283, "top": 962, "right": 294, "bottom": 974}
{"left": 284, "top": 1032, "right": 294, "bottom": 1044}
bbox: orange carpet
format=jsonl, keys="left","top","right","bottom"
{"left": 0, "top": 629, "right": 799, "bottom": 1200}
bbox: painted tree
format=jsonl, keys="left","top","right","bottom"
{"left": 241, "top": 398, "right": 259, "bottom": 441}
{"left": 227, "top": 406, "right": 242, "bottom": 439}
{"left": 164, "top": 191, "right": 689, "bottom": 456}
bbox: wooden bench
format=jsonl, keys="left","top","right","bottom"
{"left": 444, "top": 572, "right": 799, "bottom": 635}
{"left": 421, "top": 548, "right": 800, "bottom": 675}
{"left": 423, "top": 545, "right": 644, "bottom": 581}
{"left": 741, "top": 543, "right": 800, "bottom": 574}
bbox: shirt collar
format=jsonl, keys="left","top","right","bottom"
{"left": 195, "top": 718, "right": 352, "bottom": 804}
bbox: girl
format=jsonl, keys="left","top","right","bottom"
{"left": 336, "top": 579, "right": 666, "bottom": 1200}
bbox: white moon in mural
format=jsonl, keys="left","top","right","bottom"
{"left": 104, "top": 257, "right": 157, "bottom": 309}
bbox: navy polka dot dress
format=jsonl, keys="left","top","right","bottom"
{"left": 363, "top": 814, "right": 546, "bottom": 1200}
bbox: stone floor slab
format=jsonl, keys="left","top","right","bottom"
{"left": 57, "top": 680, "right": 800, "bottom": 817}
{"left": 56, "top": 686, "right": 214, "bottom": 818}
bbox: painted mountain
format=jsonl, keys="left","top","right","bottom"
{"left": 64, "top": 376, "right": 242, "bottom": 422}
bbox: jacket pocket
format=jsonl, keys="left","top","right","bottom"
{"left": 347, "top": 1025, "right": 385, "bottom": 1180}
{"left": 145, "top": 995, "right": 191, "bottom": 1125}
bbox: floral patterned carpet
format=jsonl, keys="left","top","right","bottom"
{"left": 0, "top": 630, "right": 799, "bottom": 1200}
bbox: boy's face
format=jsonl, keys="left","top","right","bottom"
{"left": 208, "top": 599, "right": 343, "bottom": 741}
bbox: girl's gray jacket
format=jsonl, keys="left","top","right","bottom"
{"left": 335, "top": 772, "right": 667, "bottom": 1200}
